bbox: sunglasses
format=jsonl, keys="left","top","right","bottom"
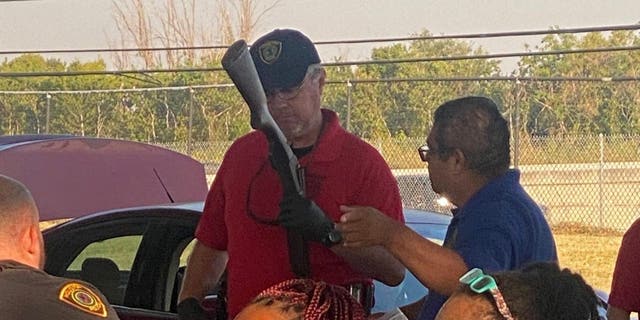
{"left": 417, "top": 144, "right": 445, "bottom": 162}
{"left": 459, "top": 268, "right": 514, "bottom": 320}
{"left": 266, "top": 66, "right": 322, "bottom": 102}
{"left": 417, "top": 144, "right": 431, "bottom": 162}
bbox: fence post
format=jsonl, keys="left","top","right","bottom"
{"left": 513, "top": 80, "right": 521, "bottom": 168}
{"left": 188, "top": 87, "right": 194, "bottom": 155}
{"left": 346, "top": 80, "right": 352, "bottom": 131}
{"left": 46, "top": 92, "right": 51, "bottom": 134}
{"left": 598, "top": 133, "right": 604, "bottom": 228}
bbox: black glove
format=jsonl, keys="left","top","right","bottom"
{"left": 177, "top": 297, "right": 208, "bottom": 320}
{"left": 278, "top": 193, "right": 342, "bottom": 246}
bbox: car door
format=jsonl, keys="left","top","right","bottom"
{"left": 44, "top": 206, "right": 201, "bottom": 320}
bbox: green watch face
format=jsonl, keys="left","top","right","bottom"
{"left": 328, "top": 229, "right": 342, "bottom": 243}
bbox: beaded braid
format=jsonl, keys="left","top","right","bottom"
{"left": 252, "top": 278, "right": 366, "bottom": 320}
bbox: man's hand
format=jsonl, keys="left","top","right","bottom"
{"left": 337, "top": 205, "right": 401, "bottom": 248}
{"left": 278, "top": 193, "right": 340, "bottom": 246}
{"left": 177, "top": 297, "right": 208, "bottom": 320}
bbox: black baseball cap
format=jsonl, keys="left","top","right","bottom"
{"left": 249, "top": 29, "right": 321, "bottom": 93}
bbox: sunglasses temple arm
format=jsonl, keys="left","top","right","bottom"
{"left": 490, "top": 288, "right": 515, "bottom": 320}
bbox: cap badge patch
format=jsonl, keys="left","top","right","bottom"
{"left": 259, "top": 40, "right": 282, "bottom": 64}
{"left": 59, "top": 282, "right": 109, "bottom": 318}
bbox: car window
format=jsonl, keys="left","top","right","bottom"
{"left": 65, "top": 235, "right": 143, "bottom": 305}
{"left": 67, "top": 235, "right": 142, "bottom": 270}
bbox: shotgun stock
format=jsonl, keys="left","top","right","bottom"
{"left": 221, "top": 39, "right": 303, "bottom": 196}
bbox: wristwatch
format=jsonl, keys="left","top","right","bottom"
{"left": 322, "top": 226, "right": 343, "bottom": 247}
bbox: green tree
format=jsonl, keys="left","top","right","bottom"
{"left": 518, "top": 30, "right": 640, "bottom": 135}
{"left": 335, "top": 30, "right": 502, "bottom": 139}
{"left": 0, "top": 54, "right": 66, "bottom": 134}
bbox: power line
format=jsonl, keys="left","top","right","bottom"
{"left": 0, "top": 83, "right": 235, "bottom": 95}
{"left": 1, "top": 45, "right": 639, "bottom": 78}
{"left": 324, "top": 46, "right": 640, "bottom": 67}
{"left": 315, "top": 23, "right": 640, "bottom": 45}
{"left": 0, "top": 24, "right": 638, "bottom": 56}
{"left": 0, "top": 75, "right": 635, "bottom": 96}
{"left": 0, "top": 67, "right": 221, "bottom": 78}
{"left": 327, "top": 76, "right": 640, "bottom": 84}
{"left": 0, "top": 45, "right": 229, "bottom": 56}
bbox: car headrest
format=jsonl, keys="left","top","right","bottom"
{"left": 80, "top": 257, "right": 122, "bottom": 304}
{"left": 81, "top": 258, "right": 120, "bottom": 284}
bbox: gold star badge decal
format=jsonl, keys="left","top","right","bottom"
{"left": 259, "top": 40, "right": 282, "bottom": 64}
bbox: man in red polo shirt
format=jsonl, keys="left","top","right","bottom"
{"left": 178, "top": 28, "right": 405, "bottom": 319}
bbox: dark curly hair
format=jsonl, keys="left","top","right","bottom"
{"left": 457, "top": 262, "right": 600, "bottom": 320}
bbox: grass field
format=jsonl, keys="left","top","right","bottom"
{"left": 553, "top": 225, "right": 623, "bottom": 292}
{"left": 557, "top": 233, "right": 620, "bottom": 292}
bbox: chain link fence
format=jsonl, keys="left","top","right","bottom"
{"left": 2, "top": 88, "right": 639, "bottom": 232}
{"left": 153, "top": 135, "right": 640, "bottom": 232}
{"left": 372, "top": 135, "right": 640, "bottom": 232}
{"left": 385, "top": 135, "right": 640, "bottom": 232}
{"left": 518, "top": 135, "right": 640, "bottom": 231}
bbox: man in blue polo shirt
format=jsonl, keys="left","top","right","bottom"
{"left": 337, "top": 96, "right": 557, "bottom": 320}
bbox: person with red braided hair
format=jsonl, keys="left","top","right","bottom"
{"left": 233, "top": 278, "right": 366, "bottom": 320}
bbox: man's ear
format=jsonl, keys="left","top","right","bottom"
{"left": 317, "top": 68, "right": 326, "bottom": 94}
{"left": 450, "top": 149, "right": 467, "bottom": 173}
{"left": 26, "top": 223, "right": 40, "bottom": 253}
{"left": 23, "top": 222, "right": 44, "bottom": 268}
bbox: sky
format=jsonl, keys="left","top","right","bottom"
{"left": 1, "top": 0, "right": 639, "bottom": 73}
